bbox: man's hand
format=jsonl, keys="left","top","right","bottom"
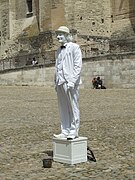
{"left": 67, "top": 82, "right": 74, "bottom": 89}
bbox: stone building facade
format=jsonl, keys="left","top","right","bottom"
{"left": 0, "top": 0, "right": 135, "bottom": 59}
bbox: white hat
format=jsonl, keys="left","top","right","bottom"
{"left": 56, "top": 26, "right": 70, "bottom": 34}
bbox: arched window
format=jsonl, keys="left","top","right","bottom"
{"left": 26, "top": 0, "right": 33, "bottom": 17}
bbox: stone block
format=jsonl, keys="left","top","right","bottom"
{"left": 53, "top": 136, "right": 87, "bottom": 165}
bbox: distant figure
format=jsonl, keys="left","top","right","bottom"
{"left": 32, "top": 57, "right": 38, "bottom": 65}
{"left": 92, "top": 77, "right": 97, "bottom": 89}
{"left": 96, "top": 76, "right": 102, "bottom": 89}
{"left": 92, "top": 76, "right": 106, "bottom": 89}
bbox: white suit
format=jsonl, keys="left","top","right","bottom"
{"left": 55, "top": 42, "right": 82, "bottom": 137}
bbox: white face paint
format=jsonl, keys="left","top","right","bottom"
{"left": 56, "top": 33, "right": 68, "bottom": 44}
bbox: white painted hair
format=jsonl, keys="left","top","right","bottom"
{"left": 66, "top": 34, "right": 73, "bottom": 42}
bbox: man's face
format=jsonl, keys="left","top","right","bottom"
{"left": 56, "top": 32, "right": 67, "bottom": 44}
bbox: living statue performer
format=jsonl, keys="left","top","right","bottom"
{"left": 53, "top": 26, "right": 82, "bottom": 139}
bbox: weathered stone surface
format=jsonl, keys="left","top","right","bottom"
{"left": 1, "top": 53, "right": 135, "bottom": 88}
{"left": 0, "top": 0, "right": 135, "bottom": 58}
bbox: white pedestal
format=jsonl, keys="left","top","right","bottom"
{"left": 53, "top": 137, "right": 87, "bottom": 165}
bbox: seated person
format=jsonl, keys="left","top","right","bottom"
{"left": 32, "top": 57, "right": 38, "bottom": 65}
{"left": 92, "top": 76, "right": 106, "bottom": 89}
{"left": 92, "top": 77, "right": 97, "bottom": 89}
{"left": 96, "top": 76, "right": 102, "bottom": 89}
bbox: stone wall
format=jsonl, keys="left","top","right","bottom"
{"left": 0, "top": 0, "right": 9, "bottom": 49}
{"left": 1, "top": 0, "right": 135, "bottom": 59}
{"left": 1, "top": 53, "right": 135, "bottom": 89}
{"left": 0, "top": 0, "right": 135, "bottom": 88}
{"left": 111, "top": 0, "right": 135, "bottom": 40}
{"left": 65, "top": 0, "right": 111, "bottom": 38}
{"left": 82, "top": 53, "right": 135, "bottom": 89}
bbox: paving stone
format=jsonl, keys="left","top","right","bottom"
{"left": 0, "top": 86, "right": 135, "bottom": 179}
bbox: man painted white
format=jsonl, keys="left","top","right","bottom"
{"left": 54, "top": 26, "right": 82, "bottom": 139}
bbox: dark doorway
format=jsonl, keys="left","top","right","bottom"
{"left": 26, "top": 0, "right": 32, "bottom": 13}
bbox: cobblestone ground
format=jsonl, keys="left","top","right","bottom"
{"left": 0, "top": 86, "right": 135, "bottom": 180}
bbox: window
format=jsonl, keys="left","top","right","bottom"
{"left": 26, "top": 0, "right": 33, "bottom": 17}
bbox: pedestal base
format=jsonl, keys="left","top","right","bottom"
{"left": 53, "top": 136, "right": 87, "bottom": 165}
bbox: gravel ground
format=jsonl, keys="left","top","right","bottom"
{"left": 0, "top": 86, "right": 135, "bottom": 180}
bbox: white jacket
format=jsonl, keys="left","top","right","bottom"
{"left": 55, "top": 42, "right": 82, "bottom": 86}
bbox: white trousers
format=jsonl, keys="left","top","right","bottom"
{"left": 57, "top": 83, "right": 80, "bottom": 136}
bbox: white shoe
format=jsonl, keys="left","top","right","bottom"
{"left": 53, "top": 133, "right": 67, "bottom": 139}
